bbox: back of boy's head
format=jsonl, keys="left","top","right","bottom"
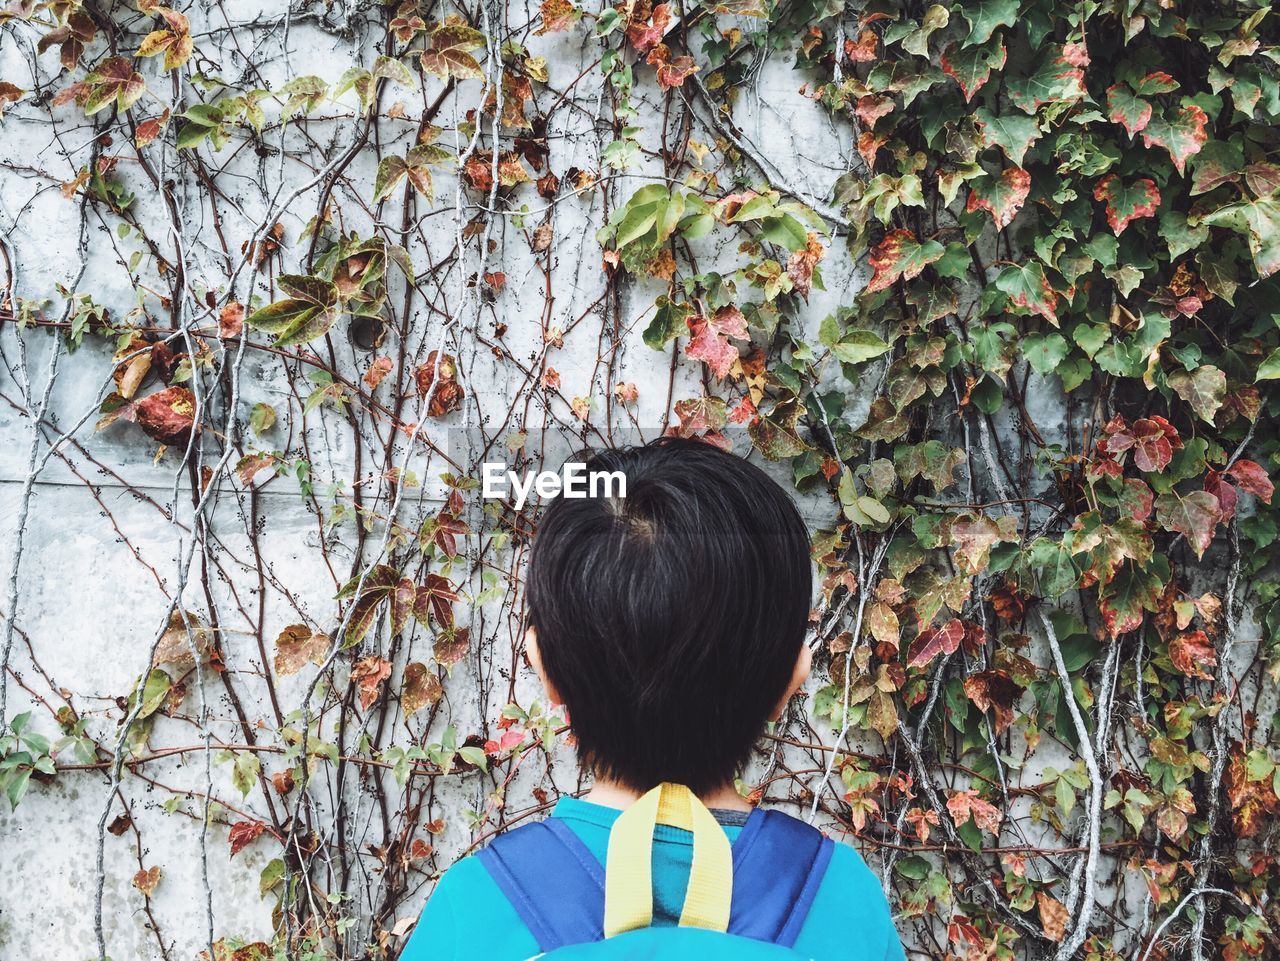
{"left": 526, "top": 436, "right": 812, "bottom": 796}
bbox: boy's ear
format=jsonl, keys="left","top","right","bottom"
{"left": 770, "top": 643, "right": 813, "bottom": 722}
{"left": 525, "top": 626, "right": 563, "bottom": 705}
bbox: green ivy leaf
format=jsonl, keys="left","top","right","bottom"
{"left": 960, "top": 0, "right": 1019, "bottom": 46}
{"left": 749, "top": 400, "right": 809, "bottom": 460}
{"left": 1057, "top": 357, "right": 1093, "bottom": 392}
{"left": 1190, "top": 139, "right": 1244, "bottom": 196}
{"left": 940, "top": 37, "right": 1006, "bottom": 102}
{"left": 230, "top": 752, "right": 261, "bottom": 798}
{"left": 1006, "top": 43, "right": 1088, "bottom": 114}
{"left": 830, "top": 330, "right": 892, "bottom": 365}
{"left": 973, "top": 107, "right": 1041, "bottom": 165}
{"left": 1257, "top": 347, "right": 1280, "bottom": 382}
{"left": 1159, "top": 209, "right": 1209, "bottom": 260}
{"left": 1201, "top": 198, "right": 1280, "bottom": 280}
{"left": 642, "top": 296, "right": 691, "bottom": 351}
{"left": 1022, "top": 332, "right": 1069, "bottom": 375}
{"left": 759, "top": 214, "right": 810, "bottom": 251}
{"left": 246, "top": 275, "right": 341, "bottom": 348}
{"left": 374, "top": 145, "right": 451, "bottom": 203}
{"left": 260, "top": 859, "right": 285, "bottom": 898}
{"left": 995, "top": 262, "right": 1058, "bottom": 325}
{"left": 136, "top": 669, "right": 172, "bottom": 719}
{"left": 899, "top": 4, "right": 949, "bottom": 57}
{"left": 1071, "top": 323, "right": 1108, "bottom": 359}
{"left": 1167, "top": 365, "right": 1226, "bottom": 423}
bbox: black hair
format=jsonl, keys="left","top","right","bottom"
{"left": 526, "top": 436, "right": 813, "bottom": 796}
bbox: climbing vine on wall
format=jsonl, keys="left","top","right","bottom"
{"left": 2, "top": 0, "right": 1280, "bottom": 959}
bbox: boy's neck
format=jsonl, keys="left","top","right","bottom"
{"left": 585, "top": 777, "right": 753, "bottom": 813}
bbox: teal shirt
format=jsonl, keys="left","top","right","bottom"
{"left": 403, "top": 797, "right": 904, "bottom": 961}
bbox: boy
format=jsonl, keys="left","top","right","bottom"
{"left": 403, "top": 437, "right": 903, "bottom": 960}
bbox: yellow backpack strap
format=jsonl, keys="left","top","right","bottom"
{"left": 603, "top": 782, "right": 733, "bottom": 938}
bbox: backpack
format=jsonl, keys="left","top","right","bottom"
{"left": 477, "top": 782, "right": 835, "bottom": 960}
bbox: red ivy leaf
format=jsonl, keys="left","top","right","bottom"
{"left": 1169, "top": 630, "right": 1216, "bottom": 680}
{"left": 137, "top": 9, "right": 194, "bottom": 72}
{"left": 646, "top": 44, "right": 698, "bottom": 90}
{"left": 271, "top": 769, "right": 295, "bottom": 794}
{"left": 787, "top": 233, "right": 825, "bottom": 299}
{"left": 433, "top": 626, "right": 470, "bottom": 668}
{"left": 1100, "top": 414, "right": 1181, "bottom": 473}
{"left": 340, "top": 564, "right": 399, "bottom": 646}
{"left": 424, "top": 508, "right": 469, "bottom": 556}
{"left": 626, "top": 2, "right": 671, "bottom": 53}
{"left": 1156, "top": 490, "right": 1223, "bottom": 558}
{"left": 1093, "top": 175, "right": 1160, "bottom": 235}
{"left": 135, "top": 108, "right": 171, "bottom": 148}
{"left": 857, "top": 130, "right": 887, "bottom": 168}
{"left": 350, "top": 655, "right": 393, "bottom": 711}
{"left": 685, "top": 305, "right": 749, "bottom": 380}
{"left": 728, "top": 395, "right": 757, "bottom": 424}
{"left": 1244, "top": 163, "right": 1280, "bottom": 198}
{"left": 854, "top": 94, "right": 895, "bottom": 127}
{"left": 235, "top": 453, "right": 278, "bottom": 487}
{"left": 1205, "top": 471, "right": 1239, "bottom": 522}
{"left": 867, "top": 229, "right": 944, "bottom": 292}
{"left": 402, "top": 662, "right": 443, "bottom": 716}
{"left": 1225, "top": 749, "right": 1280, "bottom": 839}
{"left": 414, "top": 573, "right": 459, "bottom": 629}
{"left": 420, "top": 17, "right": 486, "bottom": 80}
{"left": 132, "top": 865, "right": 161, "bottom": 897}
{"left": 0, "top": 81, "right": 23, "bottom": 117}
{"left": 1141, "top": 104, "right": 1209, "bottom": 176}
{"left": 391, "top": 7, "right": 427, "bottom": 41}
{"left": 83, "top": 56, "right": 146, "bottom": 115}
{"left": 1226, "top": 459, "right": 1274, "bottom": 504}
{"left": 273, "top": 624, "right": 330, "bottom": 676}
{"left": 228, "top": 820, "right": 265, "bottom": 857}
{"left": 906, "top": 618, "right": 965, "bottom": 669}
{"left": 363, "top": 355, "right": 394, "bottom": 390}
{"left": 966, "top": 166, "right": 1030, "bottom": 230}
{"left": 1120, "top": 478, "right": 1155, "bottom": 522}
{"left": 1132, "top": 71, "right": 1179, "bottom": 96}
{"left": 414, "top": 351, "right": 465, "bottom": 417}
{"left": 36, "top": 11, "right": 96, "bottom": 71}
{"left": 536, "top": 0, "right": 578, "bottom": 34}
{"left": 1106, "top": 84, "right": 1151, "bottom": 137}
{"left": 845, "top": 28, "right": 880, "bottom": 62}
{"left": 947, "top": 788, "right": 1002, "bottom": 835}
{"left": 219, "top": 301, "right": 244, "bottom": 338}
{"left": 134, "top": 386, "right": 197, "bottom": 446}
{"left": 962, "top": 670, "right": 1021, "bottom": 734}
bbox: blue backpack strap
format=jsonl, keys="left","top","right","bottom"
{"left": 476, "top": 817, "right": 606, "bottom": 951}
{"left": 478, "top": 808, "right": 834, "bottom": 952}
{"left": 727, "top": 809, "right": 835, "bottom": 947}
